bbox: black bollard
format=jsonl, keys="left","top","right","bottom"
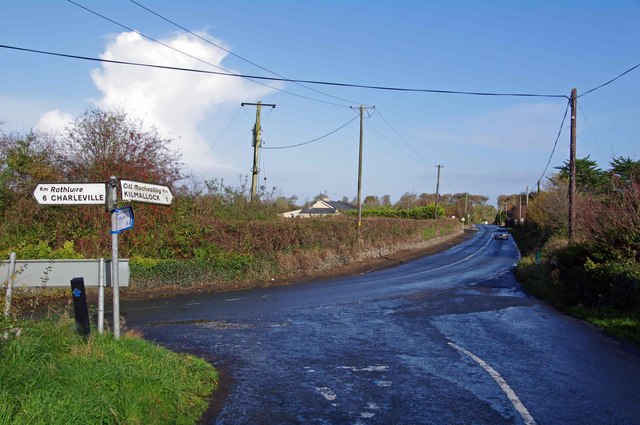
{"left": 70, "top": 277, "right": 91, "bottom": 338}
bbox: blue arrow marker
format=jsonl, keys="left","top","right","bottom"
{"left": 72, "top": 288, "right": 82, "bottom": 297}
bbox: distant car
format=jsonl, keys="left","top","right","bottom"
{"left": 494, "top": 227, "right": 509, "bottom": 240}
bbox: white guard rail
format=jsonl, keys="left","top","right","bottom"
{"left": 0, "top": 258, "right": 129, "bottom": 288}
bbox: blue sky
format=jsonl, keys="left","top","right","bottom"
{"left": 1, "top": 0, "right": 639, "bottom": 206}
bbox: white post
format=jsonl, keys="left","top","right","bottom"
{"left": 98, "top": 258, "right": 105, "bottom": 334}
{"left": 3, "top": 252, "right": 16, "bottom": 318}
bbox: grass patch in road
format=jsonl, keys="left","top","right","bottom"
{"left": 0, "top": 316, "right": 217, "bottom": 424}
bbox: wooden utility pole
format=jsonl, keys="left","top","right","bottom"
{"left": 504, "top": 202, "right": 508, "bottom": 226}
{"left": 242, "top": 101, "right": 276, "bottom": 202}
{"left": 568, "top": 88, "right": 577, "bottom": 243}
{"left": 350, "top": 104, "right": 375, "bottom": 234}
{"left": 518, "top": 193, "right": 522, "bottom": 224}
{"left": 464, "top": 193, "right": 468, "bottom": 220}
{"left": 434, "top": 164, "right": 443, "bottom": 219}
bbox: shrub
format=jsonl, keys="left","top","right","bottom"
{"left": 1, "top": 240, "right": 83, "bottom": 260}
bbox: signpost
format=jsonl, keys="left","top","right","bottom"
{"left": 120, "top": 179, "right": 173, "bottom": 206}
{"left": 33, "top": 182, "right": 106, "bottom": 205}
{"left": 29, "top": 176, "right": 173, "bottom": 339}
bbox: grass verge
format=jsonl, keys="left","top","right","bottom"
{"left": 516, "top": 252, "right": 640, "bottom": 348}
{"left": 567, "top": 307, "right": 640, "bottom": 347}
{"left": 0, "top": 316, "right": 217, "bottom": 424}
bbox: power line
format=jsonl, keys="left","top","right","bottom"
{"left": 222, "top": 129, "right": 252, "bottom": 158}
{"left": 578, "top": 104, "right": 608, "bottom": 163}
{"left": 375, "top": 109, "right": 432, "bottom": 165}
{"left": 64, "top": 0, "right": 349, "bottom": 108}
{"left": 365, "top": 120, "right": 430, "bottom": 168}
{"left": 0, "top": 44, "right": 568, "bottom": 99}
{"left": 194, "top": 106, "right": 243, "bottom": 168}
{"left": 262, "top": 115, "right": 358, "bottom": 150}
{"left": 128, "top": 0, "right": 360, "bottom": 107}
{"left": 537, "top": 98, "right": 571, "bottom": 185}
{"left": 579, "top": 63, "right": 640, "bottom": 98}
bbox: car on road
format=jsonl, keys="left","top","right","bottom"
{"left": 494, "top": 227, "right": 509, "bottom": 240}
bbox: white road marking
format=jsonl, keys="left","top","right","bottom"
{"left": 413, "top": 229, "right": 494, "bottom": 276}
{"left": 448, "top": 342, "right": 537, "bottom": 425}
{"left": 365, "top": 227, "right": 495, "bottom": 285}
{"left": 185, "top": 302, "right": 200, "bottom": 306}
{"left": 317, "top": 387, "right": 337, "bottom": 401}
{"left": 338, "top": 365, "right": 389, "bottom": 372}
{"left": 225, "top": 298, "right": 243, "bottom": 302}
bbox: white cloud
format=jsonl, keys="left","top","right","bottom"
{"left": 35, "top": 109, "right": 74, "bottom": 135}
{"left": 89, "top": 31, "right": 276, "bottom": 174}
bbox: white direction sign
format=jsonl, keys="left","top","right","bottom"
{"left": 120, "top": 180, "right": 173, "bottom": 206}
{"left": 33, "top": 182, "right": 106, "bottom": 205}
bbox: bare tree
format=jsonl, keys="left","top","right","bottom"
{"left": 61, "top": 108, "right": 183, "bottom": 185}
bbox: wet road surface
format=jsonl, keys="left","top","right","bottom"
{"left": 123, "top": 225, "right": 640, "bottom": 424}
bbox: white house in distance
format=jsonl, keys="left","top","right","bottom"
{"left": 279, "top": 197, "right": 356, "bottom": 218}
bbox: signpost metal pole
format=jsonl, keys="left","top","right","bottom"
{"left": 3, "top": 252, "right": 16, "bottom": 318}
{"left": 109, "top": 176, "right": 121, "bottom": 339}
{"left": 98, "top": 258, "right": 105, "bottom": 334}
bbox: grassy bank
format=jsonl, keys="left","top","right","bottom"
{"left": 512, "top": 229, "right": 640, "bottom": 348}
{"left": 0, "top": 316, "right": 217, "bottom": 424}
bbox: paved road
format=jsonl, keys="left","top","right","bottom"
{"left": 123, "top": 225, "right": 640, "bottom": 424}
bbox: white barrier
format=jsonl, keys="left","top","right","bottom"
{"left": 0, "top": 258, "right": 129, "bottom": 288}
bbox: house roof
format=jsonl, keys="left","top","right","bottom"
{"left": 325, "top": 201, "right": 356, "bottom": 211}
{"left": 300, "top": 207, "right": 337, "bottom": 214}
{"left": 299, "top": 200, "right": 356, "bottom": 215}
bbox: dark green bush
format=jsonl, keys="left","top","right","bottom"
{"left": 553, "top": 243, "right": 640, "bottom": 311}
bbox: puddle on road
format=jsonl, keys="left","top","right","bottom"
{"left": 198, "top": 321, "right": 255, "bottom": 330}
{"left": 146, "top": 319, "right": 255, "bottom": 330}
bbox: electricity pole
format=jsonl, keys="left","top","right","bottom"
{"left": 504, "top": 202, "right": 508, "bottom": 226}
{"left": 242, "top": 101, "right": 276, "bottom": 202}
{"left": 568, "top": 88, "right": 577, "bottom": 243}
{"left": 350, "top": 104, "right": 375, "bottom": 234}
{"left": 434, "top": 164, "right": 443, "bottom": 219}
{"left": 518, "top": 193, "right": 522, "bottom": 224}
{"left": 464, "top": 193, "right": 468, "bottom": 220}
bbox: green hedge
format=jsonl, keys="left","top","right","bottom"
{"left": 130, "top": 253, "right": 276, "bottom": 289}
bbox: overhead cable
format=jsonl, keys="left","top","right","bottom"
{"left": 129, "top": 0, "right": 360, "bottom": 107}
{"left": 579, "top": 63, "right": 640, "bottom": 98}
{"left": 0, "top": 44, "right": 567, "bottom": 99}
{"left": 578, "top": 105, "right": 608, "bottom": 162}
{"left": 375, "top": 109, "right": 431, "bottom": 165}
{"left": 64, "top": 0, "right": 349, "bottom": 108}
{"left": 262, "top": 115, "right": 358, "bottom": 150}
{"left": 365, "top": 120, "right": 430, "bottom": 168}
{"left": 537, "top": 98, "right": 571, "bottom": 185}
{"left": 194, "top": 106, "right": 243, "bottom": 168}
